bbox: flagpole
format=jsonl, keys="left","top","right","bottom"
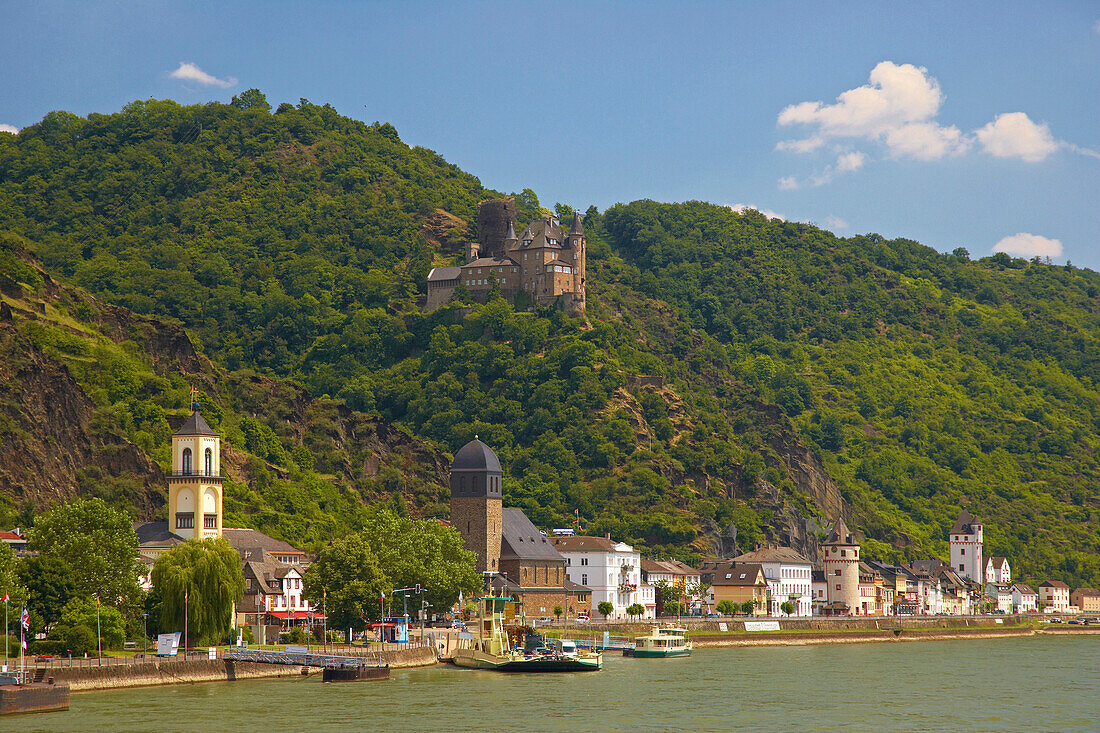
{"left": 184, "top": 588, "right": 189, "bottom": 661}
{"left": 4, "top": 597, "right": 8, "bottom": 672}
{"left": 96, "top": 595, "right": 102, "bottom": 665}
{"left": 19, "top": 608, "right": 24, "bottom": 684}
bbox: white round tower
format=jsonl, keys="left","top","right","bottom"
{"left": 949, "top": 509, "right": 983, "bottom": 582}
{"left": 822, "top": 518, "right": 860, "bottom": 615}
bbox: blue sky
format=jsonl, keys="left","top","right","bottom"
{"left": 2, "top": 1, "right": 1098, "bottom": 267}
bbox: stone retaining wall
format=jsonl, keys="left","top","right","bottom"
{"left": 577, "top": 616, "right": 1027, "bottom": 634}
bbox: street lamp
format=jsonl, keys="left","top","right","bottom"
{"left": 142, "top": 613, "right": 148, "bottom": 658}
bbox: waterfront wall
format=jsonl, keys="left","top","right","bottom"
{"left": 575, "top": 615, "right": 1028, "bottom": 634}
{"left": 50, "top": 660, "right": 304, "bottom": 692}
{"left": 51, "top": 647, "right": 437, "bottom": 693}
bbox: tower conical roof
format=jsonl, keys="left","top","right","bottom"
{"left": 950, "top": 509, "right": 977, "bottom": 534}
{"left": 825, "top": 518, "right": 856, "bottom": 545}
{"left": 505, "top": 219, "right": 517, "bottom": 241}
{"left": 570, "top": 211, "right": 584, "bottom": 235}
{"left": 174, "top": 410, "right": 218, "bottom": 436}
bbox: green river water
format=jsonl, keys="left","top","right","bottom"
{"left": 21, "top": 636, "right": 1099, "bottom": 732}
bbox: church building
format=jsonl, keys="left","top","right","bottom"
{"left": 426, "top": 198, "right": 586, "bottom": 316}
{"left": 449, "top": 437, "right": 590, "bottom": 618}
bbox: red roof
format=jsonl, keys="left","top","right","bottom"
{"left": 266, "top": 611, "right": 325, "bottom": 621}
{"left": 0, "top": 531, "right": 23, "bottom": 541}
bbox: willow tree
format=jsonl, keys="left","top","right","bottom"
{"left": 152, "top": 538, "right": 244, "bottom": 645}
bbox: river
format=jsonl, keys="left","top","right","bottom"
{"left": 23, "top": 635, "right": 1098, "bottom": 732}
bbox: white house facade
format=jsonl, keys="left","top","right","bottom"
{"left": 1038, "top": 581, "right": 1070, "bottom": 612}
{"left": 731, "top": 547, "right": 814, "bottom": 616}
{"left": 554, "top": 535, "right": 654, "bottom": 619}
{"left": 985, "top": 556, "right": 1011, "bottom": 585}
{"left": 1011, "top": 583, "right": 1037, "bottom": 614}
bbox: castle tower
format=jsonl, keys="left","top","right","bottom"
{"left": 822, "top": 518, "right": 860, "bottom": 615}
{"left": 465, "top": 238, "right": 481, "bottom": 264}
{"left": 503, "top": 218, "right": 518, "bottom": 250}
{"left": 169, "top": 398, "right": 223, "bottom": 540}
{"left": 949, "top": 509, "right": 983, "bottom": 582}
{"left": 572, "top": 208, "right": 589, "bottom": 299}
{"left": 449, "top": 437, "right": 503, "bottom": 573}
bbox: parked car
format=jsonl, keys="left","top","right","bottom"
{"left": 1049, "top": 617, "right": 1063, "bottom": 623}
{"left": 1067, "top": 619, "right": 1083, "bottom": 625}
{"left": 533, "top": 617, "right": 553, "bottom": 626}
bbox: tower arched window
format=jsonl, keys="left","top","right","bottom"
{"left": 204, "top": 448, "right": 213, "bottom": 476}
{"left": 182, "top": 448, "right": 193, "bottom": 475}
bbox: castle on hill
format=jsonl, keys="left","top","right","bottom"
{"left": 426, "top": 198, "right": 586, "bottom": 316}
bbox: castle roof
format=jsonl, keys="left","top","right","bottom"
{"left": 451, "top": 438, "right": 502, "bottom": 473}
{"left": 824, "top": 518, "right": 856, "bottom": 546}
{"left": 950, "top": 509, "right": 980, "bottom": 534}
{"left": 174, "top": 410, "right": 218, "bottom": 436}
{"left": 505, "top": 219, "right": 517, "bottom": 241}
{"left": 516, "top": 218, "right": 564, "bottom": 249}
{"left": 500, "top": 508, "right": 564, "bottom": 561}
{"left": 569, "top": 212, "right": 584, "bottom": 235}
{"left": 428, "top": 266, "right": 462, "bottom": 282}
{"left": 462, "top": 256, "right": 518, "bottom": 269}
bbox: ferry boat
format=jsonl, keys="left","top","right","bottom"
{"left": 624, "top": 626, "right": 692, "bottom": 658}
{"left": 451, "top": 596, "right": 602, "bottom": 673}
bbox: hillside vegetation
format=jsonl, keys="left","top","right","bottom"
{"left": 0, "top": 94, "right": 1096, "bottom": 588}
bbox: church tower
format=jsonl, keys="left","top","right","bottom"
{"left": 449, "top": 437, "right": 503, "bottom": 573}
{"left": 169, "top": 395, "right": 223, "bottom": 540}
{"left": 822, "top": 518, "right": 860, "bottom": 615}
{"left": 949, "top": 509, "right": 983, "bottom": 582}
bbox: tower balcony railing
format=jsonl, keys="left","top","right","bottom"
{"left": 167, "top": 470, "right": 225, "bottom": 481}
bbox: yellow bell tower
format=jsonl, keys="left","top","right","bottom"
{"left": 169, "top": 393, "right": 223, "bottom": 540}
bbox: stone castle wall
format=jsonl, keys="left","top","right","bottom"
{"left": 476, "top": 198, "right": 517, "bottom": 259}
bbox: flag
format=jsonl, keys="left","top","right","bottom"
{"left": 21, "top": 606, "right": 29, "bottom": 631}
{"left": 185, "top": 590, "right": 189, "bottom": 603}
{"left": 1, "top": 592, "right": 8, "bottom": 603}
{"left": 190, "top": 384, "right": 198, "bottom": 402}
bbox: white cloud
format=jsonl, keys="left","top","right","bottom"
{"left": 169, "top": 62, "right": 237, "bottom": 88}
{"left": 729, "top": 204, "right": 785, "bottom": 221}
{"left": 777, "top": 62, "right": 967, "bottom": 161}
{"left": 975, "top": 112, "right": 1059, "bottom": 162}
{"left": 778, "top": 176, "right": 799, "bottom": 190}
{"left": 992, "top": 233, "right": 1063, "bottom": 259}
{"left": 825, "top": 215, "right": 849, "bottom": 230}
{"left": 0, "top": 123, "right": 18, "bottom": 134}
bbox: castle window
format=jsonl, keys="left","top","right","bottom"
{"left": 204, "top": 448, "right": 213, "bottom": 475}
{"left": 176, "top": 513, "right": 194, "bottom": 529}
{"left": 204, "top": 514, "right": 217, "bottom": 529}
{"left": 182, "top": 448, "right": 192, "bottom": 475}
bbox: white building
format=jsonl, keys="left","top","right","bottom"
{"left": 948, "top": 509, "right": 983, "bottom": 583}
{"left": 1038, "top": 580, "right": 1070, "bottom": 612}
{"left": 1011, "top": 583, "right": 1037, "bottom": 614}
{"left": 986, "top": 583, "right": 1013, "bottom": 613}
{"left": 640, "top": 559, "right": 702, "bottom": 614}
{"left": 985, "top": 556, "right": 1011, "bottom": 585}
{"left": 730, "top": 547, "right": 814, "bottom": 616}
{"left": 554, "top": 535, "right": 654, "bottom": 619}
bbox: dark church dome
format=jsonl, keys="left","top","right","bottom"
{"left": 452, "top": 437, "right": 501, "bottom": 472}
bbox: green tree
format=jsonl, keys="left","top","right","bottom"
{"left": 28, "top": 498, "right": 140, "bottom": 605}
{"left": 597, "top": 601, "right": 614, "bottom": 620}
{"left": 553, "top": 605, "right": 563, "bottom": 621}
{"left": 626, "top": 603, "right": 645, "bottom": 620}
{"left": 780, "top": 600, "right": 795, "bottom": 616}
{"left": 0, "top": 543, "right": 28, "bottom": 616}
{"left": 48, "top": 596, "right": 126, "bottom": 652}
{"left": 716, "top": 600, "right": 736, "bottom": 615}
{"left": 302, "top": 533, "right": 389, "bottom": 632}
{"left": 357, "top": 507, "right": 480, "bottom": 612}
{"left": 151, "top": 538, "right": 244, "bottom": 645}
{"left": 16, "top": 554, "right": 77, "bottom": 630}
{"left": 740, "top": 600, "right": 755, "bottom": 616}
{"left": 230, "top": 89, "right": 271, "bottom": 112}
{"left": 652, "top": 579, "right": 674, "bottom": 616}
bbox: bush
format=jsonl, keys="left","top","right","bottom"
{"left": 716, "top": 600, "right": 736, "bottom": 615}
{"left": 281, "top": 627, "right": 311, "bottom": 645}
{"left": 65, "top": 625, "right": 97, "bottom": 656}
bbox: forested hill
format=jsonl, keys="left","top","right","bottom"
{"left": 0, "top": 94, "right": 1097, "bottom": 589}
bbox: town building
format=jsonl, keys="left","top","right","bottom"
{"left": 1038, "top": 580, "right": 1070, "bottom": 612}
{"left": 821, "top": 519, "right": 860, "bottom": 616}
{"left": 1070, "top": 588, "right": 1100, "bottom": 613}
{"left": 985, "top": 556, "right": 1011, "bottom": 585}
{"left": 700, "top": 561, "right": 768, "bottom": 615}
{"left": 986, "top": 583, "right": 1013, "bottom": 614}
{"left": 1011, "top": 583, "right": 1037, "bottom": 614}
{"left": 857, "top": 562, "right": 890, "bottom": 615}
{"left": 135, "top": 404, "right": 321, "bottom": 639}
{"left": 811, "top": 569, "right": 827, "bottom": 615}
{"left": 426, "top": 199, "right": 586, "bottom": 316}
{"left": 948, "top": 509, "right": 983, "bottom": 583}
{"left": 554, "top": 535, "right": 654, "bottom": 619}
{"left": 0, "top": 529, "right": 27, "bottom": 554}
{"left": 865, "top": 560, "right": 920, "bottom": 615}
{"left": 729, "top": 546, "right": 814, "bottom": 616}
{"left": 640, "top": 559, "right": 701, "bottom": 612}
{"left": 907, "top": 560, "right": 946, "bottom": 615}
{"left": 448, "top": 437, "right": 590, "bottom": 619}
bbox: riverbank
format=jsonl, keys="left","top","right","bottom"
{"left": 690, "top": 625, "right": 1036, "bottom": 647}
{"left": 46, "top": 646, "right": 438, "bottom": 693}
